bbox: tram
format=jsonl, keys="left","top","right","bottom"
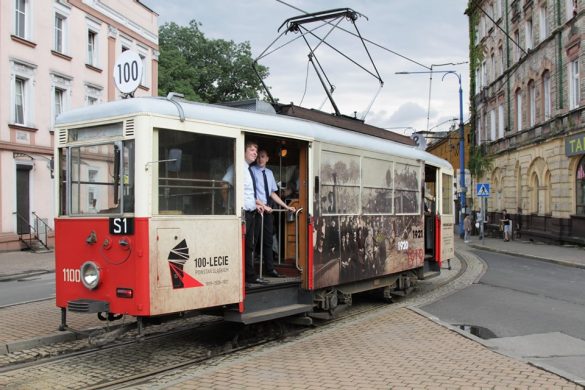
{"left": 54, "top": 96, "right": 454, "bottom": 328}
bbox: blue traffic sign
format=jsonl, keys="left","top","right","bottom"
{"left": 476, "top": 183, "right": 490, "bottom": 197}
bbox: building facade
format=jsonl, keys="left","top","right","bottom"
{"left": 468, "top": 0, "right": 585, "bottom": 245}
{"left": 0, "top": 0, "right": 158, "bottom": 250}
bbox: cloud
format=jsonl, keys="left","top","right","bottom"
{"left": 388, "top": 102, "right": 428, "bottom": 124}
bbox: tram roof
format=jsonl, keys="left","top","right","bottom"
{"left": 56, "top": 97, "right": 453, "bottom": 171}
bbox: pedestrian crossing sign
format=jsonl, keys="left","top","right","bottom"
{"left": 476, "top": 183, "right": 490, "bottom": 197}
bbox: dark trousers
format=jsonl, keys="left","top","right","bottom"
{"left": 255, "top": 212, "right": 275, "bottom": 273}
{"left": 245, "top": 211, "right": 257, "bottom": 282}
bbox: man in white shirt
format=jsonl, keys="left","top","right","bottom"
{"left": 252, "top": 149, "right": 295, "bottom": 278}
{"left": 223, "top": 141, "right": 267, "bottom": 286}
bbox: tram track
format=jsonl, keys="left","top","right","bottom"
{"left": 0, "top": 255, "right": 472, "bottom": 389}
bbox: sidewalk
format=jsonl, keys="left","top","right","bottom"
{"left": 463, "top": 235, "right": 585, "bottom": 269}
{"left": 0, "top": 250, "right": 54, "bottom": 281}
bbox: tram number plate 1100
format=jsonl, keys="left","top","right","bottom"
{"left": 109, "top": 217, "right": 134, "bottom": 235}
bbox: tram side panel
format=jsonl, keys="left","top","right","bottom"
{"left": 149, "top": 218, "right": 242, "bottom": 315}
{"left": 312, "top": 146, "right": 425, "bottom": 290}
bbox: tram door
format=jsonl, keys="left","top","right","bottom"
{"left": 252, "top": 136, "right": 308, "bottom": 284}
{"left": 423, "top": 165, "right": 439, "bottom": 271}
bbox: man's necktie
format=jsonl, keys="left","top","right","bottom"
{"left": 262, "top": 169, "right": 272, "bottom": 206}
{"left": 248, "top": 166, "right": 257, "bottom": 199}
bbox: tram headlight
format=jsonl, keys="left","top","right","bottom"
{"left": 80, "top": 261, "right": 100, "bottom": 290}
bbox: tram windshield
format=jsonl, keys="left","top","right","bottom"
{"left": 59, "top": 140, "right": 135, "bottom": 216}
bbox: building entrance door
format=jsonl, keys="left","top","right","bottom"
{"left": 16, "top": 165, "right": 32, "bottom": 234}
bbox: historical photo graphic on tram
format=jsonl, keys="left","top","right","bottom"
{"left": 313, "top": 150, "right": 424, "bottom": 289}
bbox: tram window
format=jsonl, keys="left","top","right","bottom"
{"left": 362, "top": 158, "right": 393, "bottom": 214}
{"left": 442, "top": 173, "right": 453, "bottom": 214}
{"left": 64, "top": 140, "right": 134, "bottom": 215}
{"left": 320, "top": 151, "right": 360, "bottom": 215}
{"left": 157, "top": 129, "right": 235, "bottom": 215}
{"left": 394, "top": 163, "right": 420, "bottom": 214}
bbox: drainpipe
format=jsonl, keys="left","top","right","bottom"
{"left": 556, "top": 0, "right": 564, "bottom": 110}
{"left": 506, "top": 0, "right": 511, "bottom": 133}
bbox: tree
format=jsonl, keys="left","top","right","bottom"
{"left": 468, "top": 145, "right": 493, "bottom": 207}
{"left": 158, "top": 21, "right": 270, "bottom": 103}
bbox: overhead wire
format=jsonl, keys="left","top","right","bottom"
{"left": 275, "top": 0, "right": 431, "bottom": 70}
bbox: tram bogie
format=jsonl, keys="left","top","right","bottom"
{"left": 54, "top": 97, "right": 454, "bottom": 331}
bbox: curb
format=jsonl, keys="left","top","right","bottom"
{"left": 466, "top": 244, "right": 585, "bottom": 270}
{"left": 2, "top": 331, "right": 79, "bottom": 355}
{"left": 410, "top": 306, "right": 585, "bottom": 387}
{"left": 0, "top": 270, "right": 53, "bottom": 283}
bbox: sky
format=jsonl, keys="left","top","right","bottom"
{"left": 140, "top": 0, "right": 470, "bottom": 136}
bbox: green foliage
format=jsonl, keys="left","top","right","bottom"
{"left": 158, "top": 20, "right": 270, "bottom": 103}
{"left": 468, "top": 145, "right": 493, "bottom": 183}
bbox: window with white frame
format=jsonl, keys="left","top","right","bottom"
{"left": 14, "top": 0, "right": 30, "bottom": 39}
{"left": 54, "top": 88, "right": 64, "bottom": 120}
{"left": 50, "top": 73, "right": 72, "bottom": 127}
{"left": 475, "top": 68, "right": 481, "bottom": 93}
{"left": 529, "top": 80, "right": 536, "bottom": 127}
{"left": 138, "top": 49, "right": 148, "bottom": 87}
{"left": 498, "top": 103, "right": 505, "bottom": 138}
{"left": 54, "top": 14, "right": 65, "bottom": 52}
{"left": 543, "top": 71, "right": 551, "bottom": 119}
{"left": 490, "top": 109, "right": 496, "bottom": 141}
{"left": 85, "top": 83, "right": 102, "bottom": 106}
{"left": 476, "top": 114, "right": 482, "bottom": 145}
{"left": 514, "top": 30, "right": 521, "bottom": 61}
{"left": 482, "top": 60, "right": 487, "bottom": 86}
{"left": 516, "top": 89, "right": 523, "bottom": 131}
{"left": 490, "top": 53, "right": 495, "bottom": 81}
{"left": 86, "top": 18, "right": 101, "bottom": 67}
{"left": 498, "top": 46, "right": 504, "bottom": 75}
{"left": 525, "top": 19, "right": 533, "bottom": 50}
{"left": 10, "top": 60, "right": 36, "bottom": 127}
{"left": 569, "top": 59, "right": 580, "bottom": 109}
{"left": 14, "top": 78, "right": 26, "bottom": 125}
{"left": 539, "top": 4, "right": 548, "bottom": 41}
{"left": 87, "top": 30, "right": 97, "bottom": 65}
{"left": 566, "top": 0, "right": 577, "bottom": 20}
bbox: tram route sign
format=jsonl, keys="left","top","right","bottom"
{"left": 113, "top": 51, "right": 143, "bottom": 95}
{"left": 109, "top": 217, "right": 134, "bottom": 235}
{"left": 476, "top": 183, "right": 490, "bottom": 197}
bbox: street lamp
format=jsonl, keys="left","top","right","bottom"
{"left": 396, "top": 70, "right": 466, "bottom": 237}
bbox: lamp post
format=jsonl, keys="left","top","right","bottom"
{"left": 396, "top": 70, "right": 466, "bottom": 237}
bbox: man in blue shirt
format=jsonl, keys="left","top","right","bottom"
{"left": 252, "top": 149, "right": 296, "bottom": 277}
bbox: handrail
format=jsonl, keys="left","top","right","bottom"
{"left": 294, "top": 208, "right": 304, "bottom": 271}
{"left": 13, "top": 212, "right": 34, "bottom": 250}
{"left": 32, "top": 212, "right": 52, "bottom": 250}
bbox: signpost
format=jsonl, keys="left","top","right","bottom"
{"left": 476, "top": 183, "right": 490, "bottom": 244}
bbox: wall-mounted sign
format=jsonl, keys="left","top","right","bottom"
{"left": 565, "top": 132, "right": 585, "bottom": 157}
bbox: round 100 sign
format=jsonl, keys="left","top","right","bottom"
{"left": 113, "top": 51, "right": 143, "bottom": 94}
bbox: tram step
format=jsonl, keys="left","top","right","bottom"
{"left": 224, "top": 303, "right": 314, "bottom": 324}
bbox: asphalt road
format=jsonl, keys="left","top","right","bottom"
{"left": 421, "top": 250, "right": 585, "bottom": 384}
{"left": 0, "top": 272, "right": 55, "bottom": 307}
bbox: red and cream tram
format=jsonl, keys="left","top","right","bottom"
{"left": 54, "top": 96, "right": 454, "bottom": 328}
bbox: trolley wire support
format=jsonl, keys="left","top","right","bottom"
{"left": 252, "top": 7, "right": 383, "bottom": 119}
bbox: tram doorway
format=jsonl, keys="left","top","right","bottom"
{"left": 246, "top": 135, "right": 309, "bottom": 282}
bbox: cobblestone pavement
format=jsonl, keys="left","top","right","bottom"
{"left": 157, "top": 308, "right": 578, "bottom": 390}
{"left": 1, "top": 239, "right": 584, "bottom": 388}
